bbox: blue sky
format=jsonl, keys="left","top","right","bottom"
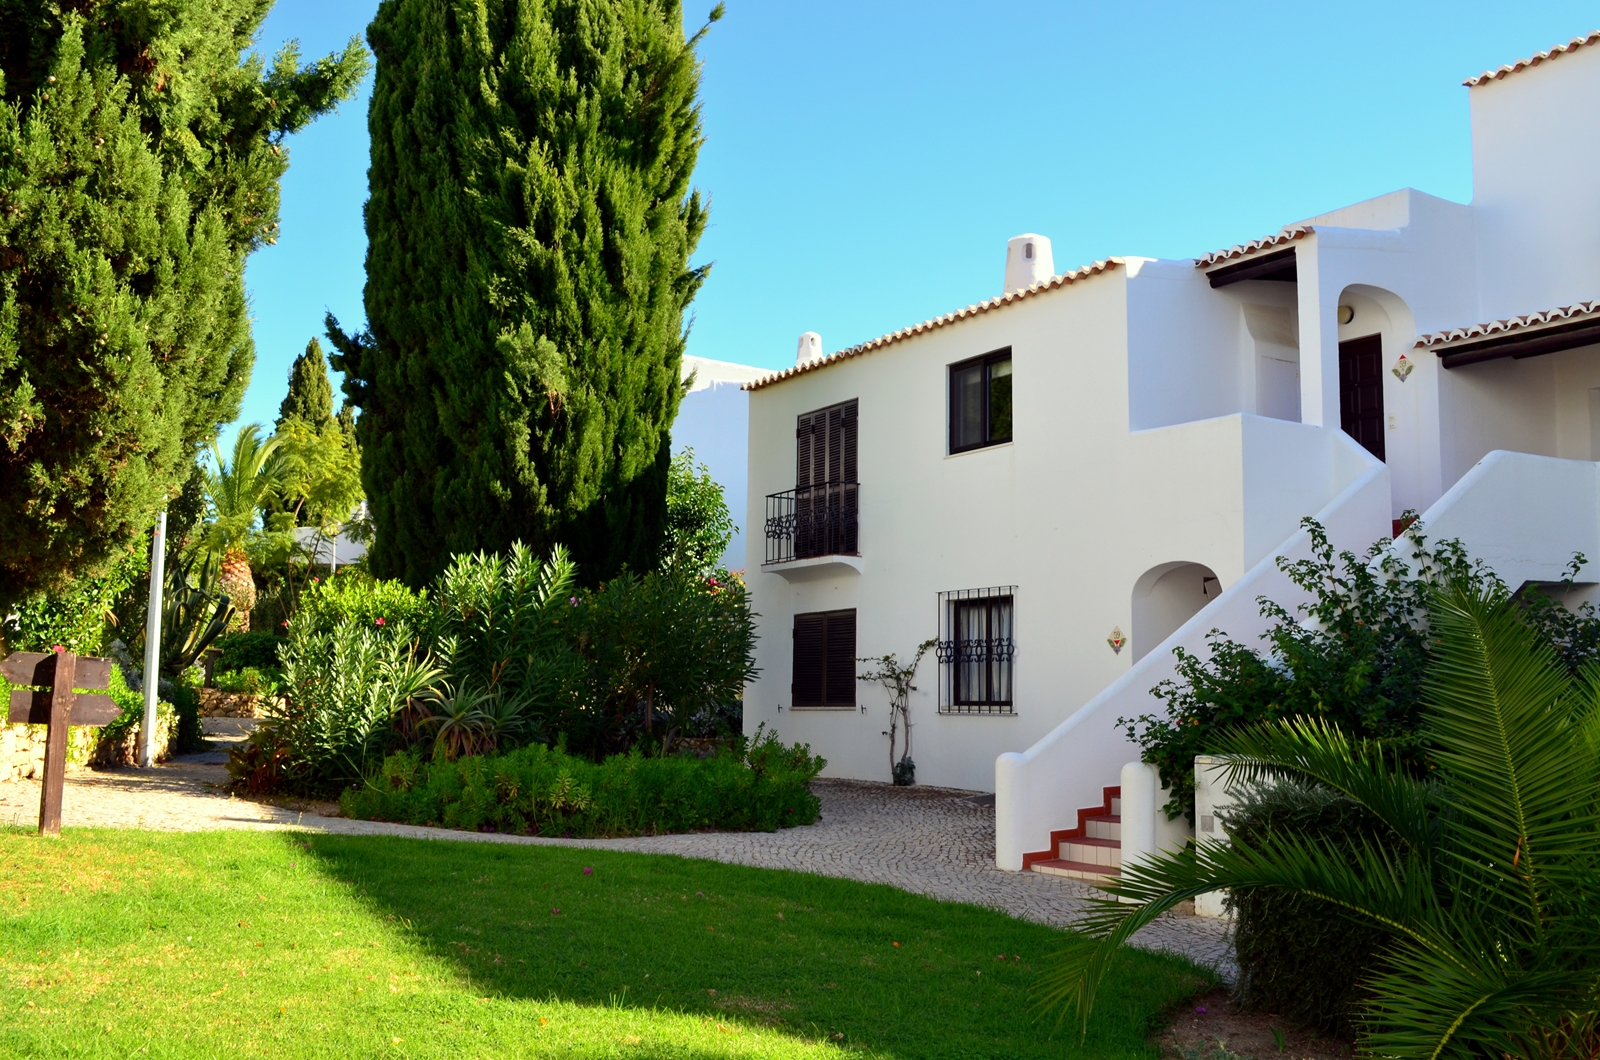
{"left": 237, "top": 0, "right": 1600, "bottom": 433}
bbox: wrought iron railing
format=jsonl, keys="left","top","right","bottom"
{"left": 937, "top": 586, "right": 1017, "bottom": 715}
{"left": 764, "top": 481, "right": 859, "bottom": 564}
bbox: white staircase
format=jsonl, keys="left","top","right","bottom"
{"left": 1027, "top": 786, "right": 1122, "bottom": 884}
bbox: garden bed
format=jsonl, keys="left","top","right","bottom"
{"left": 341, "top": 737, "right": 825, "bottom": 838}
{"left": 1155, "top": 988, "right": 1353, "bottom": 1060}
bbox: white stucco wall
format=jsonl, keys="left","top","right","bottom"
{"left": 1471, "top": 41, "right": 1600, "bottom": 320}
{"left": 745, "top": 260, "right": 1393, "bottom": 793}
{"left": 675, "top": 356, "right": 765, "bottom": 570}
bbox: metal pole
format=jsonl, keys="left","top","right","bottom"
{"left": 140, "top": 511, "right": 167, "bottom": 768}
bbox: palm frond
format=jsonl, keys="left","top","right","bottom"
{"left": 1424, "top": 586, "right": 1600, "bottom": 928}
{"left": 1214, "top": 716, "right": 1435, "bottom": 851}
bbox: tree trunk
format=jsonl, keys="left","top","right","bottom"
{"left": 218, "top": 549, "right": 256, "bottom": 632}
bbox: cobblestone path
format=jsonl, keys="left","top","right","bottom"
{"left": 0, "top": 751, "right": 1233, "bottom": 975}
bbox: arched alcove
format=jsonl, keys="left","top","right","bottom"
{"left": 1337, "top": 283, "right": 1429, "bottom": 516}
{"left": 1131, "top": 561, "right": 1222, "bottom": 663}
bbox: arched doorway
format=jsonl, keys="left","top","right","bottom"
{"left": 1131, "top": 562, "right": 1222, "bottom": 663}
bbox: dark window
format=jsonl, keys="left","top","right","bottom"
{"left": 792, "top": 609, "right": 857, "bottom": 707}
{"left": 1339, "top": 334, "right": 1385, "bottom": 461}
{"left": 949, "top": 350, "right": 1013, "bottom": 453}
{"left": 937, "top": 587, "right": 1016, "bottom": 714}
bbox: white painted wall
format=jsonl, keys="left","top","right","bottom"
{"left": 994, "top": 434, "right": 1387, "bottom": 869}
{"left": 676, "top": 356, "right": 765, "bottom": 570}
{"left": 1471, "top": 42, "right": 1600, "bottom": 320}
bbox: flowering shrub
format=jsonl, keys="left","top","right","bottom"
{"left": 247, "top": 543, "right": 757, "bottom": 794}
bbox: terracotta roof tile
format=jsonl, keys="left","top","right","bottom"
{"left": 1193, "top": 225, "right": 1313, "bottom": 269}
{"left": 1413, "top": 300, "right": 1600, "bottom": 349}
{"left": 1465, "top": 31, "right": 1600, "bottom": 87}
{"left": 742, "top": 259, "right": 1124, "bottom": 392}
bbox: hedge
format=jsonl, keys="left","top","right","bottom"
{"left": 343, "top": 737, "right": 826, "bottom": 838}
{"left": 1223, "top": 781, "right": 1392, "bottom": 1035}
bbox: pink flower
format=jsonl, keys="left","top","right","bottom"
{"left": 311, "top": 577, "right": 320, "bottom": 584}
{"left": 375, "top": 617, "right": 385, "bottom": 626}
{"left": 582, "top": 867, "right": 593, "bottom": 876}
{"left": 51, "top": 644, "right": 65, "bottom": 654}
{"left": 280, "top": 620, "right": 289, "bottom": 628}
{"left": 569, "top": 596, "right": 578, "bottom": 606}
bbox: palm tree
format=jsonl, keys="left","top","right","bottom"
{"left": 1040, "top": 583, "right": 1600, "bottom": 1060}
{"left": 200, "top": 425, "right": 287, "bottom": 631}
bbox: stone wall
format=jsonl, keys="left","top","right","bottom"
{"left": 197, "top": 689, "right": 265, "bottom": 718}
{"left": 0, "top": 723, "right": 95, "bottom": 783}
{"left": 0, "top": 709, "right": 176, "bottom": 782}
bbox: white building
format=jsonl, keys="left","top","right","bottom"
{"left": 740, "top": 32, "right": 1600, "bottom": 875}
{"left": 676, "top": 355, "right": 767, "bottom": 570}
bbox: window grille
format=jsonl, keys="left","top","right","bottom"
{"left": 936, "top": 586, "right": 1016, "bottom": 715}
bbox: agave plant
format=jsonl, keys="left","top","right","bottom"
{"left": 1040, "top": 583, "right": 1600, "bottom": 1059}
{"left": 417, "top": 679, "right": 535, "bottom": 760}
{"left": 158, "top": 551, "right": 236, "bottom": 675}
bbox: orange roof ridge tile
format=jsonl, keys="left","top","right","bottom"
{"left": 1413, "top": 299, "right": 1600, "bottom": 349}
{"left": 742, "top": 259, "right": 1124, "bottom": 392}
{"left": 1465, "top": 31, "right": 1600, "bottom": 87}
{"left": 1193, "top": 225, "right": 1313, "bottom": 269}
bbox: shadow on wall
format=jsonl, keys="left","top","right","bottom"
{"left": 1132, "top": 561, "right": 1221, "bottom": 663}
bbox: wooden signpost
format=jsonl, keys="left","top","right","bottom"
{"left": 4, "top": 650, "right": 118, "bottom": 836}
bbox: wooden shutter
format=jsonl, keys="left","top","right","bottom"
{"left": 840, "top": 402, "right": 857, "bottom": 483}
{"left": 792, "top": 613, "right": 826, "bottom": 706}
{"left": 795, "top": 412, "right": 816, "bottom": 490}
{"left": 824, "top": 609, "right": 857, "bottom": 706}
{"left": 826, "top": 406, "right": 844, "bottom": 484}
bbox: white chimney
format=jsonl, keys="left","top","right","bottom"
{"left": 796, "top": 331, "right": 824, "bottom": 366}
{"left": 1003, "top": 234, "right": 1054, "bottom": 294}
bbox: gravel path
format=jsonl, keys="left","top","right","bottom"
{"left": 0, "top": 740, "right": 1233, "bottom": 976}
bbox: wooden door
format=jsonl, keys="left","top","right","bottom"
{"left": 1338, "top": 335, "right": 1385, "bottom": 461}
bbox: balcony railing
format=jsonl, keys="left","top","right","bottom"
{"left": 764, "top": 481, "right": 859, "bottom": 564}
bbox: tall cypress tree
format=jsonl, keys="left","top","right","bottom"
{"left": 330, "top": 0, "right": 718, "bottom": 587}
{"left": 277, "top": 338, "right": 335, "bottom": 430}
{"left": 0, "top": 4, "right": 367, "bottom": 611}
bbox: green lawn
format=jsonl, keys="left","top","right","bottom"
{"left": 0, "top": 828, "right": 1211, "bottom": 1058}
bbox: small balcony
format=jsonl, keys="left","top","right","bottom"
{"left": 763, "top": 482, "right": 860, "bottom": 576}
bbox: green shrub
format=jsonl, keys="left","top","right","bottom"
{"left": 425, "top": 543, "right": 587, "bottom": 744}
{"left": 97, "top": 664, "right": 177, "bottom": 758}
{"left": 343, "top": 731, "right": 825, "bottom": 838}
{"left": 214, "top": 667, "right": 282, "bottom": 696}
{"left": 254, "top": 614, "right": 441, "bottom": 795}
{"left": 213, "top": 632, "right": 282, "bottom": 672}
{"left": 574, "top": 558, "right": 755, "bottom": 756}
{"left": 2, "top": 545, "right": 147, "bottom": 656}
{"left": 1124, "top": 519, "right": 1502, "bottom": 820}
{"left": 294, "top": 573, "right": 430, "bottom": 636}
{"left": 252, "top": 544, "right": 757, "bottom": 796}
{"left": 1221, "top": 781, "right": 1391, "bottom": 1036}
{"left": 167, "top": 680, "right": 205, "bottom": 754}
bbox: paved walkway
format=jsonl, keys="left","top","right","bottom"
{"left": 1, "top": 745, "right": 1233, "bottom": 975}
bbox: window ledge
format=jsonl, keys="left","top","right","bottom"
{"left": 945, "top": 441, "right": 1014, "bottom": 460}
{"left": 788, "top": 704, "right": 858, "bottom": 711}
{"left": 762, "top": 554, "right": 864, "bottom": 582}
